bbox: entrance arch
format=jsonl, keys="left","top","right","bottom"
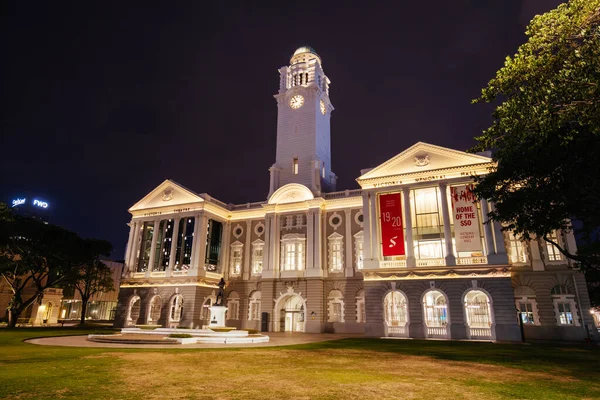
{"left": 273, "top": 288, "right": 306, "bottom": 332}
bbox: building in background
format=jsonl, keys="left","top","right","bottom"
{"left": 0, "top": 260, "right": 123, "bottom": 325}
{"left": 8, "top": 195, "right": 53, "bottom": 223}
{"left": 114, "top": 47, "right": 598, "bottom": 341}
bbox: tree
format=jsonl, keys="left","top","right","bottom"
{"left": 471, "top": 0, "right": 600, "bottom": 272}
{"left": 0, "top": 203, "right": 112, "bottom": 327}
{"left": 73, "top": 239, "right": 114, "bottom": 324}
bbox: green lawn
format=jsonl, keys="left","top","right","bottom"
{"left": 1, "top": 328, "right": 599, "bottom": 400}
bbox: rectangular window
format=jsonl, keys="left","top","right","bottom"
{"left": 174, "top": 218, "right": 195, "bottom": 271}
{"left": 518, "top": 302, "right": 535, "bottom": 324}
{"left": 332, "top": 302, "right": 342, "bottom": 322}
{"left": 152, "top": 220, "right": 165, "bottom": 271}
{"left": 293, "top": 158, "right": 299, "bottom": 175}
{"left": 557, "top": 302, "right": 574, "bottom": 325}
{"left": 411, "top": 187, "right": 444, "bottom": 259}
{"left": 508, "top": 232, "right": 527, "bottom": 264}
{"left": 230, "top": 246, "right": 242, "bottom": 275}
{"left": 330, "top": 241, "right": 343, "bottom": 271}
{"left": 280, "top": 236, "right": 305, "bottom": 271}
{"left": 546, "top": 231, "right": 563, "bottom": 261}
{"left": 322, "top": 162, "right": 325, "bottom": 178}
{"left": 252, "top": 245, "right": 264, "bottom": 274}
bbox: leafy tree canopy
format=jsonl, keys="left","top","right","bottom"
{"left": 471, "top": 0, "right": 600, "bottom": 272}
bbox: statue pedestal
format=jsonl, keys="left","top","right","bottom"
{"left": 209, "top": 306, "right": 228, "bottom": 327}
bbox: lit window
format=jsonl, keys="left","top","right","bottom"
{"left": 252, "top": 240, "right": 264, "bottom": 275}
{"left": 293, "top": 158, "right": 299, "bottom": 175}
{"left": 385, "top": 291, "right": 408, "bottom": 327}
{"left": 423, "top": 290, "right": 448, "bottom": 327}
{"left": 229, "top": 242, "right": 243, "bottom": 275}
{"left": 322, "top": 162, "right": 325, "bottom": 178}
{"left": 280, "top": 234, "right": 306, "bottom": 271}
{"left": 201, "top": 297, "right": 214, "bottom": 321}
{"left": 515, "top": 298, "right": 539, "bottom": 325}
{"left": 354, "top": 231, "right": 364, "bottom": 270}
{"left": 137, "top": 222, "right": 154, "bottom": 272}
{"left": 545, "top": 231, "right": 563, "bottom": 261}
{"left": 507, "top": 231, "right": 527, "bottom": 264}
{"left": 328, "top": 232, "right": 344, "bottom": 272}
{"left": 551, "top": 284, "right": 579, "bottom": 326}
{"left": 464, "top": 290, "right": 492, "bottom": 329}
{"left": 410, "top": 188, "right": 444, "bottom": 260}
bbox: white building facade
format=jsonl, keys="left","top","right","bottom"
{"left": 114, "top": 47, "right": 598, "bottom": 341}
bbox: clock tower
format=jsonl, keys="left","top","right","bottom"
{"left": 269, "top": 46, "right": 337, "bottom": 197}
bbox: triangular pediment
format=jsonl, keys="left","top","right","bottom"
{"left": 129, "top": 179, "right": 204, "bottom": 212}
{"left": 357, "top": 142, "right": 492, "bottom": 181}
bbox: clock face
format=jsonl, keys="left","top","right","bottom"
{"left": 320, "top": 100, "right": 326, "bottom": 115}
{"left": 289, "top": 95, "right": 304, "bottom": 109}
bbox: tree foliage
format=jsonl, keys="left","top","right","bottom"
{"left": 0, "top": 203, "right": 112, "bottom": 326}
{"left": 471, "top": 0, "right": 600, "bottom": 273}
{"left": 73, "top": 240, "right": 114, "bottom": 324}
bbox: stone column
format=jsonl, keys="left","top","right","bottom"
{"left": 489, "top": 203, "right": 509, "bottom": 264}
{"left": 221, "top": 221, "right": 232, "bottom": 277}
{"left": 263, "top": 212, "right": 276, "bottom": 279}
{"left": 529, "top": 237, "right": 545, "bottom": 271}
{"left": 344, "top": 209, "right": 354, "bottom": 277}
{"left": 123, "top": 222, "right": 135, "bottom": 270}
{"left": 362, "top": 192, "right": 372, "bottom": 262}
{"left": 480, "top": 199, "right": 495, "bottom": 257}
{"left": 146, "top": 219, "right": 161, "bottom": 276}
{"left": 306, "top": 209, "right": 315, "bottom": 270}
{"left": 195, "top": 214, "right": 209, "bottom": 275}
{"left": 438, "top": 183, "right": 456, "bottom": 266}
{"left": 306, "top": 207, "right": 323, "bottom": 277}
{"left": 126, "top": 221, "right": 140, "bottom": 275}
{"left": 243, "top": 220, "right": 252, "bottom": 280}
{"left": 167, "top": 217, "right": 181, "bottom": 277}
{"left": 187, "top": 214, "right": 201, "bottom": 277}
{"left": 402, "top": 189, "right": 416, "bottom": 267}
{"left": 369, "top": 193, "right": 378, "bottom": 261}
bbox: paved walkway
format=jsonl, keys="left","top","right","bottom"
{"left": 26, "top": 332, "right": 364, "bottom": 349}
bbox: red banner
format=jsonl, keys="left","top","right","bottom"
{"left": 379, "top": 193, "right": 405, "bottom": 256}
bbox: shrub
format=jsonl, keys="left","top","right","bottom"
{"left": 244, "top": 329, "right": 259, "bottom": 335}
{"left": 168, "top": 334, "right": 193, "bottom": 338}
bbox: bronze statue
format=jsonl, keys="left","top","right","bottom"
{"left": 215, "top": 278, "right": 226, "bottom": 306}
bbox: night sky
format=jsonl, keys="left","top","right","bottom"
{"left": 1, "top": 1, "right": 564, "bottom": 259}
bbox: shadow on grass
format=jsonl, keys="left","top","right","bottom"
{"left": 287, "top": 338, "right": 600, "bottom": 382}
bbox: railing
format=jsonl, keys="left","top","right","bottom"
{"left": 456, "top": 257, "right": 488, "bottom": 265}
{"left": 380, "top": 260, "right": 407, "bottom": 269}
{"left": 150, "top": 271, "right": 166, "bottom": 278}
{"left": 132, "top": 272, "right": 146, "bottom": 279}
{"left": 416, "top": 258, "right": 446, "bottom": 267}
{"left": 323, "top": 189, "right": 363, "bottom": 199}
{"left": 426, "top": 326, "right": 448, "bottom": 337}
{"left": 386, "top": 325, "right": 407, "bottom": 337}
{"left": 230, "top": 201, "right": 265, "bottom": 210}
{"left": 171, "top": 270, "right": 188, "bottom": 276}
{"left": 469, "top": 327, "right": 492, "bottom": 338}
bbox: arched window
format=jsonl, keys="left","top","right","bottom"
{"left": 384, "top": 291, "right": 408, "bottom": 336}
{"left": 201, "top": 296, "right": 215, "bottom": 321}
{"left": 551, "top": 284, "right": 579, "bottom": 326}
{"left": 227, "top": 291, "right": 240, "bottom": 320}
{"left": 464, "top": 290, "right": 492, "bottom": 328}
{"left": 248, "top": 291, "right": 261, "bottom": 321}
{"left": 356, "top": 289, "right": 366, "bottom": 323}
{"left": 327, "top": 290, "right": 345, "bottom": 322}
{"left": 147, "top": 296, "right": 162, "bottom": 324}
{"left": 169, "top": 295, "right": 184, "bottom": 323}
{"left": 422, "top": 290, "right": 449, "bottom": 338}
{"left": 127, "top": 296, "right": 141, "bottom": 325}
